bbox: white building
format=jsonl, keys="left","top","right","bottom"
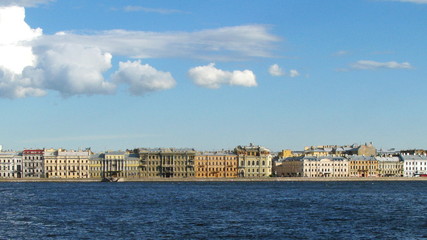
{"left": 303, "top": 156, "right": 349, "bottom": 177}
{"left": 401, "top": 155, "right": 427, "bottom": 177}
{"left": 0, "top": 151, "right": 22, "bottom": 178}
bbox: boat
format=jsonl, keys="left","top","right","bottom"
{"left": 101, "top": 177, "right": 121, "bottom": 182}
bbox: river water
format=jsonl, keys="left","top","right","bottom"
{"left": 0, "top": 181, "right": 426, "bottom": 239}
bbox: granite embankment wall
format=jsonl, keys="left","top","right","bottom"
{"left": 1, "top": 177, "right": 427, "bottom": 182}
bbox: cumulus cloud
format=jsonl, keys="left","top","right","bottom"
{"left": 112, "top": 60, "right": 176, "bottom": 96}
{"left": 26, "top": 44, "right": 116, "bottom": 96}
{"left": 188, "top": 63, "right": 257, "bottom": 89}
{"left": 0, "top": 67, "right": 46, "bottom": 98}
{"left": 0, "top": 6, "right": 41, "bottom": 74}
{"left": 0, "top": 0, "right": 53, "bottom": 7}
{"left": 0, "top": 5, "right": 279, "bottom": 98}
{"left": 350, "top": 60, "right": 413, "bottom": 70}
{"left": 268, "top": 64, "right": 300, "bottom": 78}
{"left": 268, "top": 64, "right": 284, "bottom": 76}
{"left": 289, "top": 69, "right": 300, "bottom": 77}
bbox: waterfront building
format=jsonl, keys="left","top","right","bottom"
{"left": 273, "top": 157, "right": 303, "bottom": 177}
{"left": 139, "top": 148, "right": 196, "bottom": 178}
{"left": 304, "top": 146, "right": 334, "bottom": 157}
{"left": 22, "top": 149, "right": 44, "bottom": 178}
{"left": 235, "top": 144, "right": 272, "bottom": 177}
{"left": 376, "top": 156, "right": 402, "bottom": 177}
{"left": 400, "top": 149, "right": 427, "bottom": 155}
{"left": 401, "top": 154, "right": 427, "bottom": 177}
{"left": 304, "top": 143, "right": 376, "bottom": 157}
{"left": 102, "top": 151, "right": 126, "bottom": 178}
{"left": 377, "top": 148, "right": 400, "bottom": 157}
{"left": 123, "top": 153, "right": 141, "bottom": 178}
{"left": 44, "top": 148, "right": 90, "bottom": 178}
{"left": 89, "top": 153, "right": 103, "bottom": 178}
{"left": 349, "top": 156, "right": 378, "bottom": 177}
{"left": 194, "top": 151, "right": 238, "bottom": 178}
{"left": 356, "top": 143, "right": 377, "bottom": 156}
{"left": 302, "top": 156, "right": 349, "bottom": 177}
{"left": 0, "top": 151, "right": 22, "bottom": 178}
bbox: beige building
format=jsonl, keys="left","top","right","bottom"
{"left": 235, "top": 144, "right": 272, "bottom": 177}
{"left": 303, "top": 156, "right": 349, "bottom": 177}
{"left": 195, "top": 152, "right": 238, "bottom": 178}
{"left": 273, "top": 157, "right": 303, "bottom": 177}
{"left": 349, "top": 156, "right": 378, "bottom": 177}
{"left": 139, "top": 148, "right": 196, "bottom": 178}
{"left": 101, "top": 151, "right": 140, "bottom": 179}
{"left": 304, "top": 143, "right": 376, "bottom": 157}
{"left": 44, "top": 149, "right": 90, "bottom": 178}
{"left": 89, "top": 153, "right": 103, "bottom": 179}
{"left": 376, "top": 156, "right": 402, "bottom": 177}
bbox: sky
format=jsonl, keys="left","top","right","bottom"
{"left": 1, "top": 0, "right": 427, "bottom": 152}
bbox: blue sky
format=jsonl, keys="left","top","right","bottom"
{"left": 1, "top": 0, "right": 426, "bottom": 152}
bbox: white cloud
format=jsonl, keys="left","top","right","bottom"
{"left": 268, "top": 64, "right": 300, "bottom": 78}
{"left": 0, "top": 6, "right": 278, "bottom": 98}
{"left": 188, "top": 63, "right": 257, "bottom": 89}
{"left": 269, "top": 64, "right": 284, "bottom": 76}
{"left": 0, "top": 0, "right": 53, "bottom": 7}
{"left": 333, "top": 50, "right": 350, "bottom": 56}
{"left": 0, "top": 67, "right": 46, "bottom": 98}
{"left": 25, "top": 44, "right": 116, "bottom": 96}
{"left": 38, "top": 24, "right": 279, "bottom": 60}
{"left": 350, "top": 60, "right": 413, "bottom": 70}
{"left": 112, "top": 60, "right": 176, "bottom": 96}
{"left": 0, "top": 6, "right": 41, "bottom": 74}
{"left": 289, "top": 69, "right": 300, "bottom": 77}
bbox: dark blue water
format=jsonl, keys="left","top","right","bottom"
{"left": 0, "top": 181, "right": 426, "bottom": 239}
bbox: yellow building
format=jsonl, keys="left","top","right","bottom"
{"left": 349, "top": 156, "right": 378, "bottom": 177}
{"left": 376, "top": 156, "right": 403, "bottom": 177}
{"left": 235, "top": 144, "right": 272, "bottom": 177}
{"left": 278, "top": 150, "right": 294, "bottom": 158}
{"left": 139, "top": 148, "right": 196, "bottom": 178}
{"left": 273, "top": 157, "right": 303, "bottom": 177}
{"left": 303, "top": 156, "right": 349, "bottom": 177}
{"left": 89, "top": 153, "right": 103, "bottom": 178}
{"left": 44, "top": 148, "right": 90, "bottom": 178}
{"left": 101, "top": 151, "right": 140, "bottom": 179}
{"left": 195, "top": 152, "right": 238, "bottom": 178}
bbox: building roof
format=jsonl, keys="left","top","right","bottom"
{"left": 303, "top": 156, "right": 347, "bottom": 161}
{"left": 375, "top": 156, "right": 400, "bottom": 162}
{"left": 348, "top": 156, "right": 376, "bottom": 161}
{"left": 400, "top": 155, "right": 427, "bottom": 161}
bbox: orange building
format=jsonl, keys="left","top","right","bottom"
{"left": 349, "top": 156, "right": 379, "bottom": 177}
{"left": 195, "top": 152, "right": 238, "bottom": 178}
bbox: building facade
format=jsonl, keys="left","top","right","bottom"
{"left": 235, "top": 144, "right": 272, "bottom": 178}
{"left": 44, "top": 149, "right": 90, "bottom": 178}
{"left": 89, "top": 153, "right": 104, "bottom": 179}
{"left": 22, "top": 149, "right": 44, "bottom": 178}
{"left": 273, "top": 157, "right": 303, "bottom": 177}
{"left": 349, "top": 156, "right": 378, "bottom": 177}
{"left": 0, "top": 151, "right": 22, "bottom": 178}
{"left": 303, "top": 156, "right": 349, "bottom": 177}
{"left": 376, "top": 156, "right": 402, "bottom": 177}
{"left": 139, "top": 148, "right": 196, "bottom": 178}
{"left": 194, "top": 152, "right": 238, "bottom": 178}
{"left": 401, "top": 154, "right": 427, "bottom": 177}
